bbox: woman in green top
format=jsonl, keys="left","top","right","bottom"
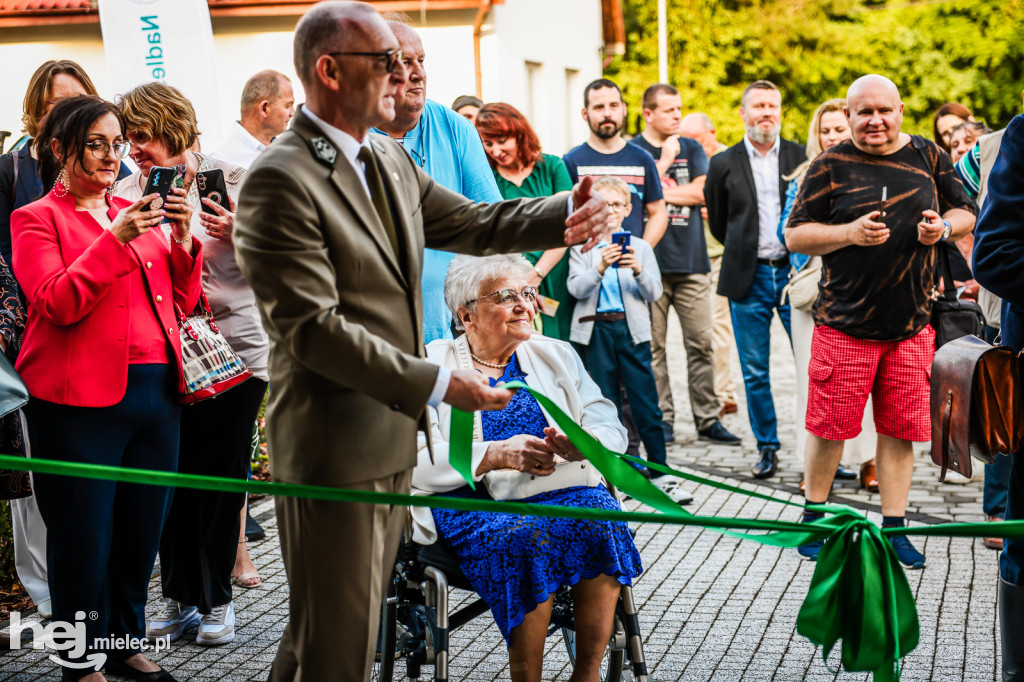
{"left": 476, "top": 103, "right": 575, "bottom": 341}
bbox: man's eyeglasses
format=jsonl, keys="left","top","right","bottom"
{"left": 607, "top": 201, "right": 629, "bottom": 212}
{"left": 466, "top": 287, "right": 538, "bottom": 308}
{"left": 85, "top": 140, "right": 132, "bottom": 160}
{"left": 327, "top": 49, "right": 404, "bottom": 74}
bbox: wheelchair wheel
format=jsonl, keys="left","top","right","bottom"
{"left": 371, "top": 574, "right": 398, "bottom": 681}
{"left": 561, "top": 611, "right": 626, "bottom": 682}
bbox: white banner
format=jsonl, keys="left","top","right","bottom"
{"left": 98, "top": 0, "right": 223, "bottom": 151}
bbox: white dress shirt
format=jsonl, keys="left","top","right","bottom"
{"left": 211, "top": 121, "right": 267, "bottom": 170}
{"left": 302, "top": 105, "right": 451, "bottom": 406}
{"left": 743, "top": 135, "right": 787, "bottom": 259}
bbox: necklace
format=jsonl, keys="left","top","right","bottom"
{"left": 470, "top": 351, "right": 509, "bottom": 369}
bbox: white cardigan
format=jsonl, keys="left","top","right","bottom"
{"left": 411, "top": 333, "right": 627, "bottom": 544}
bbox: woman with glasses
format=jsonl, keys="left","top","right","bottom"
{"left": 113, "top": 82, "right": 269, "bottom": 648}
{"left": 411, "top": 254, "right": 642, "bottom": 682}
{"left": 11, "top": 94, "right": 202, "bottom": 681}
{"left": 475, "top": 103, "right": 576, "bottom": 341}
{"left": 0, "top": 64, "right": 134, "bottom": 624}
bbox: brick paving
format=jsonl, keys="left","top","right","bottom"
{"left": 1, "top": 316, "right": 1003, "bottom": 680}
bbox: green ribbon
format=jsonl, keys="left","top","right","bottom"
{"left": 3, "top": 379, "right": 1019, "bottom": 680}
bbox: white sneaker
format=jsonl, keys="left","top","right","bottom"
{"left": 147, "top": 599, "right": 200, "bottom": 641}
{"left": 36, "top": 598, "right": 52, "bottom": 620}
{"left": 196, "top": 602, "right": 235, "bottom": 646}
{"left": 652, "top": 476, "right": 694, "bottom": 505}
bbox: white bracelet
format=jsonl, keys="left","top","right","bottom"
{"left": 533, "top": 267, "right": 546, "bottom": 280}
{"left": 171, "top": 232, "right": 191, "bottom": 245}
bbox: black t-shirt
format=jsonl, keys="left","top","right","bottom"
{"left": 787, "top": 136, "right": 976, "bottom": 341}
{"left": 629, "top": 135, "right": 710, "bottom": 275}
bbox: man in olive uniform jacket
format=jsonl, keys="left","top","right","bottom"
{"left": 233, "top": 3, "right": 609, "bottom": 680}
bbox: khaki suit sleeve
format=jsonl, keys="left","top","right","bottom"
{"left": 411, "top": 164, "right": 569, "bottom": 255}
{"left": 233, "top": 162, "right": 437, "bottom": 418}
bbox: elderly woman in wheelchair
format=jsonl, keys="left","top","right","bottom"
{"left": 411, "top": 254, "right": 643, "bottom": 681}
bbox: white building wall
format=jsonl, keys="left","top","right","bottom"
{"left": 486, "top": 0, "right": 603, "bottom": 155}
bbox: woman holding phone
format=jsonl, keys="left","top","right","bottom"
{"left": 114, "top": 82, "right": 269, "bottom": 646}
{"left": 13, "top": 94, "right": 202, "bottom": 681}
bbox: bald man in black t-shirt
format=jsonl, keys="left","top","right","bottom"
{"left": 785, "top": 74, "right": 975, "bottom": 568}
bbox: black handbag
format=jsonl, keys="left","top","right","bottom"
{"left": 930, "top": 245, "right": 985, "bottom": 349}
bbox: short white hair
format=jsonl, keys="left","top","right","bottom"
{"left": 445, "top": 254, "right": 533, "bottom": 331}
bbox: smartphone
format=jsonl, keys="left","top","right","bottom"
{"left": 611, "top": 231, "right": 631, "bottom": 268}
{"left": 196, "top": 168, "right": 230, "bottom": 214}
{"left": 877, "top": 186, "right": 887, "bottom": 222}
{"left": 141, "top": 166, "right": 175, "bottom": 220}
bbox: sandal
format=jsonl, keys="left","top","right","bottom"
{"left": 230, "top": 571, "right": 262, "bottom": 589}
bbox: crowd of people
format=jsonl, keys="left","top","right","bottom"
{"left": 0, "top": 0, "right": 1022, "bottom": 680}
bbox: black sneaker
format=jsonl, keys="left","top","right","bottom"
{"left": 698, "top": 420, "right": 741, "bottom": 446}
{"left": 887, "top": 534, "right": 926, "bottom": 569}
{"left": 797, "top": 516, "right": 824, "bottom": 561}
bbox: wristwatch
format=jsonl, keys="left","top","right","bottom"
{"left": 940, "top": 220, "right": 952, "bottom": 241}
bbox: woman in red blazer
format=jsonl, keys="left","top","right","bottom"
{"left": 11, "top": 95, "right": 202, "bottom": 682}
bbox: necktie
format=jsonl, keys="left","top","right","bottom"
{"left": 357, "top": 145, "right": 400, "bottom": 257}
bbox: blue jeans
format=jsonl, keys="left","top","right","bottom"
{"left": 729, "top": 263, "right": 793, "bottom": 450}
{"left": 582, "top": 319, "right": 667, "bottom": 470}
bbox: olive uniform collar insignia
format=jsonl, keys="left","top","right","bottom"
{"left": 309, "top": 136, "right": 338, "bottom": 166}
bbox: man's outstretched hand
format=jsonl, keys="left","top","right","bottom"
{"left": 566, "top": 176, "right": 610, "bottom": 252}
{"left": 443, "top": 369, "right": 514, "bottom": 412}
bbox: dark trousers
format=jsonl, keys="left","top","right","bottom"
{"left": 582, "top": 319, "right": 666, "bottom": 470}
{"left": 26, "top": 364, "right": 179, "bottom": 675}
{"left": 159, "top": 377, "right": 268, "bottom": 613}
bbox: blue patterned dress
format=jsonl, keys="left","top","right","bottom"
{"left": 430, "top": 353, "right": 643, "bottom": 643}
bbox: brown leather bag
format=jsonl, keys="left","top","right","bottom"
{"left": 930, "top": 335, "right": 1024, "bottom": 480}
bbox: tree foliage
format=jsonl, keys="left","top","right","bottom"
{"left": 607, "top": 0, "right": 1024, "bottom": 146}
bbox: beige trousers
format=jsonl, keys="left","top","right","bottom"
{"left": 269, "top": 469, "right": 412, "bottom": 682}
{"left": 709, "top": 256, "right": 738, "bottom": 404}
{"left": 651, "top": 271, "right": 721, "bottom": 431}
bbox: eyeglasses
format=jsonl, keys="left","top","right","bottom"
{"left": 85, "top": 140, "right": 132, "bottom": 160}
{"left": 607, "top": 201, "right": 629, "bottom": 212}
{"left": 327, "top": 49, "right": 404, "bottom": 74}
{"left": 466, "top": 287, "right": 538, "bottom": 308}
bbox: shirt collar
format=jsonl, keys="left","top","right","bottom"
{"left": 302, "top": 105, "right": 373, "bottom": 168}
{"left": 743, "top": 134, "right": 780, "bottom": 159}
{"left": 230, "top": 121, "right": 266, "bottom": 154}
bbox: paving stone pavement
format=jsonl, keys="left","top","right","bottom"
{"left": 2, "top": 316, "right": 1003, "bottom": 680}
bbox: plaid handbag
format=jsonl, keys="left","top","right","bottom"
{"left": 176, "top": 291, "right": 252, "bottom": 404}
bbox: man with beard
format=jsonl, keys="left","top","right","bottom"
{"left": 564, "top": 79, "right": 668, "bottom": 247}
{"left": 704, "top": 80, "right": 805, "bottom": 479}
{"left": 373, "top": 16, "right": 501, "bottom": 344}
{"left": 563, "top": 79, "right": 678, "bottom": 498}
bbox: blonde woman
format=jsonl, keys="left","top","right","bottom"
{"left": 778, "top": 99, "right": 878, "bottom": 494}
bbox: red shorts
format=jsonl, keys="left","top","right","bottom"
{"left": 805, "top": 324, "right": 935, "bottom": 442}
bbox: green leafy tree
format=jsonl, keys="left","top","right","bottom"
{"left": 608, "top": 0, "right": 1024, "bottom": 146}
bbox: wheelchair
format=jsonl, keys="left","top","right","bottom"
{"left": 371, "top": 530, "right": 650, "bottom": 681}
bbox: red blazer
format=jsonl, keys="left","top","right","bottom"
{"left": 11, "top": 190, "right": 203, "bottom": 407}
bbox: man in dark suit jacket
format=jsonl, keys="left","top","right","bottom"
{"left": 233, "top": 3, "right": 609, "bottom": 680}
{"left": 972, "top": 112, "right": 1024, "bottom": 680}
{"left": 704, "top": 80, "right": 805, "bottom": 479}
